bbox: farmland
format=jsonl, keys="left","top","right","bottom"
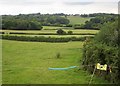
{"left": 1, "top": 13, "right": 118, "bottom": 84}
{"left": 67, "top": 16, "right": 92, "bottom": 25}
{"left": 0, "top": 29, "right": 99, "bottom": 36}
{"left": 1, "top": 20, "right": 100, "bottom": 83}
{"left": 2, "top": 40, "right": 109, "bottom": 84}
{"left": 1, "top": 25, "right": 102, "bottom": 84}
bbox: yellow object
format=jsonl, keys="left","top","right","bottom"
{"left": 96, "top": 63, "right": 107, "bottom": 71}
{"left": 110, "top": 69, "right": 112, "bottom": 73}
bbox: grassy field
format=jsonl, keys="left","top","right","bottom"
{"left": 2, "top": 40, "right": 108, "bottom": 84}
{"left": 67, "top": 16, "right": 91, "bottom": 25}
{"left": 3, "top": 34, "right": 94, "bottom": 38}
{"left": 0, "top": 29, "right": 99, "bottom": 34}
{"left": 43, "top": 26, "right": 73, "bottom": 30}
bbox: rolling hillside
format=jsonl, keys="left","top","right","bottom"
{"left": 67, "top": 16, "right": 92, "bottom": 25}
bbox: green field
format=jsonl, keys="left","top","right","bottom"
{"left": 67, "top": 16, "right": 91, "bottom": 25}
{"left": 43, "top": 26, "right": 73, "bottom": 30}
{"left": 0, "top": 29, "right": 99, "bottom": 34}
{"left": 2, "top": 40, "right": 108, "bottom": 84}
{"left": 3, "top": 34, "right": 94, "bottom": 38}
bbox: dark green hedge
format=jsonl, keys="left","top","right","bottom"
{"left": 82, "top": 42, "right": 119, "bottom": 83}
{"left": 1, "top": 31, "right": 96, "bottom": 35}
{"left": 1, "top": 35, "right": 94, "bottom": 42}
{"left": 82, "top": 20, "right": 119, "bottom": 83}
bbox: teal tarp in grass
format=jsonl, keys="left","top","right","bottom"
{"left": 48, "top": 66, "right": 77, "bottom": 70}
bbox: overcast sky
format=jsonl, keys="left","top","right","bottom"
{"left": 0, "top": 0, "right": 119, "bottom": 15}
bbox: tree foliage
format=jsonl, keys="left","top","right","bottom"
{"left": 2, "top": 18, "right": 43, "bottom": 30}
{"left": 2, "top": 13, "right": 70, "bottom": 30}
{"left": 83, "top": 15, "right": 117, "bottom": 29}
{"left": 95, "top": 21, "right": 118, "bottom": 46}
{"left": 82, "top": 20, "right": 119, "bottom": 83}
{"left": 56, "top": 29, "right": 66, "bottom": 35}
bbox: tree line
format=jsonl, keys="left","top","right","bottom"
{"left": 74, "top": 14, "right": 117, "bottom": 30}
{"left": 2, "top": 19, "right": 43, "bottom": 30}
{"left": 1, "top": 13, "right": 70, "bottom": 30}
{"left": 1, "top": 13, "right": 117, "bottom": 30}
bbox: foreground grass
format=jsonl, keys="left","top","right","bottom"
{"left": 2, "top": 40, "right": 108, "bottom": 84}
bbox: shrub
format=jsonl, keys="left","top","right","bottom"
{"left": 82, "top": 20, "right": 119, "bottom": 83}
{"left": 95, "top": 21, "right": 118, "bottom": 47}
{"left": 56, "top": 29, "right": 66, "bottom": 35}
{"left": 67, "top": 31, "right": 73, "bottom": 35}
{"left": 82, "top": 42, "right": 119, "bottom": 83}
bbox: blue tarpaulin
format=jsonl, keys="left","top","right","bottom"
{"left": 48, "top": 66, "right": 77, "bottom": 70}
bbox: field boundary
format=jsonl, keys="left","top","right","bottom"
{"left": 1, "top": 35, "right": 94, "bottom": 42}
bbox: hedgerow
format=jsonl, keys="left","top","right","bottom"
{"left": 1, "top": 35, "right": 94, "bottom": 42}
{"left": 1, "top": 31, "right": 96, "bottom": 35}
{"left": 82, "top": 20, "right": 119, "bottom": 83}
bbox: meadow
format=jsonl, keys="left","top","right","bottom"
{"left": 0, "top": 29, "right": 99, "bottom": 35}
{"left": 6, "top": 34, "right": 94, "bottom": 38}
{"left": 1, "top": 13, "right": 118, "bottom": 84}
{"left": 1, "top": 15, "right": 101, "bottom": 84}
{"left": 2, "top": 40, "right": 109, "bottom": 84}
{"left": 67, "top": 16, "right": 91, "bottom": 25}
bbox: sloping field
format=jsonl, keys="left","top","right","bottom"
{"left": 2, "top": 40, "right": 108, "bottom": 84}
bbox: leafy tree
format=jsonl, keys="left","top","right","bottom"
{"left": 95, "top": 21, "right": 118, "bottom": 46}
{"left": 83, "top": 14, "right": 117, "bottom": 29}
{"left": 2, "top": 13, "right": 70, "bottom": 29}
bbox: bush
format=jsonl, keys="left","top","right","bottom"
{"left": 56, "top": 29, "right": 66, "bottom": 35}
{"left": 95, "top": 21, "right": 118, "bottom": 47}
{"left": 67, "top": 31, "right": 73, "bottom": 35}
{"left": 82, "top": 42, "right": 119, "bottom": 83}
{"left": 82, "top": 20, "right": 119, "bottom": 83}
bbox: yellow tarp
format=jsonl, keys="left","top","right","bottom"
{"left": 96, "top": 63, "right": 107, "bottom": 71}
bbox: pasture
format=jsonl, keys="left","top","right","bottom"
{"left": 67, "top": 16, "right": 91, "bottom": 25}
{"left": 3, "top": 34, "right": 94, "bottom": 38}
{"left": 43, "top": 26, "right": 72, "bottom": 30}
{"left": 2, "top": 40, "right": 108, "bottom": 84}
{"left": 0, "top": 29, "right": 99, "bottom": 35}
